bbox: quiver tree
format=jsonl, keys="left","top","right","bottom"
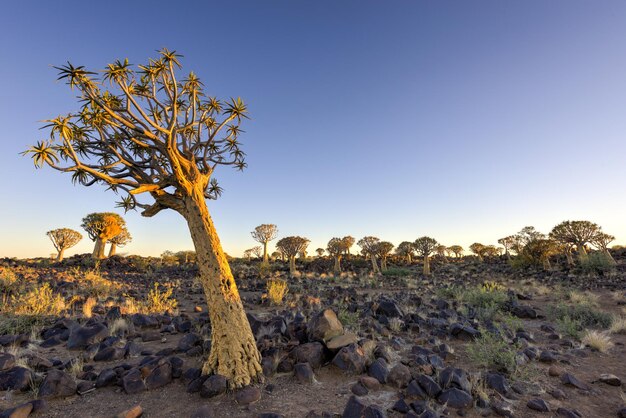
{"left": 434, "top": 244, "right": 448, "bottom": 262}
{"left": 497, "top": 235, "right": 516, "bottom": 260}
{"left": 414, "top": 236, "right": 438, "bottom": 275}
{"left": 327, "top": 237, "right": 345, "bottom": 275}
{"left": 520, "top": 238, "right": 557, "bottom": 271}
{"left": 276, "top": 236, "right": 309, "bottom": 276}
{"left": 108, "top": 227, "right": 131, "bottom": 257}
{"left": 591, "top": 232, "right": 616, "bottom": 264}
{"left": 243, "top": 249, "right": 253, "bottom": 261}
{"left": 549, "top": 221, "right": 601, "bottom": 262}
{"left": 469, "top": 243, "right": 486, "bottom": 262}
{"left": 358, "top": 236, "right": 381, "bottom": 274}
{"left": 374, "top": 241, "right": 394, "bottom": 272}
{"left": 251, "top": 224, "right": 277, "bottom": 264}
{"left": 448, "top": 245, "right": 463, "bottom": 258}
{"left": 315, "top": 248, "right": 325, "bottom": 257}
{"left": 81, "top": 213, "right": 125, "bottom": 259}
{"left": 46, "top": 228, "right": 82, "bottom": 261}
{"left": 270, "top": 251, "right": 281, "bottom": 261}
{"left": 23, "top": 49, "right": 262, "bottom": 387}
{"left": 251, "top": 246, "right": 262, "bottom": 259}
{"left": 342, "top": 236, "right": 355, "bottom": 255}
{"left": 395, "top": 241, "right": 415, "bottom": 264}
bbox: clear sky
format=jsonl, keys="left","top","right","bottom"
{"left": 1, "top": 1, "right": 625, "bottom": 259}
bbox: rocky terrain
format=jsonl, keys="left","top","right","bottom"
{"left": 0, "top": 252, "right": 624, "bottom": 418}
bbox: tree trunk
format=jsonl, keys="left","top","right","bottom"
{"left": 333, "top": 255, "right": 342, "bottom": 276}
{"left": 381, "top": 257, "right": 387, "bottom": 272}
{"left": 289, "top": 256, "right": 297, "bottom": 276}
{"left": 604, "top": 249, "right": 617, "bottom": 265}
{"left": 181, "top": 192, "right": 262, "bottom": 388}
{"left": 565, "top": 250, "right": 573, "bottom": 266}
{"left": 577, "top": 244, "right": 588, "bottom": 262}
{"left": 109, "top": 243, "right": 117, "bottom": 257}
{"left": 56, "top": 248, "right": 65, "bottom": 262}
{"left": 370, "top": 254, "right": 380, "bottom": 274}
{"left": 92, "top": 238, "right": 106, "bottom": 259}
{"left": 262, "top": 242, "right": 268, "bottom": 263}
{"left": 423, "top": 255, "right": 430, "bottom": 275}
{"left": 406, "top": 254, "right": 412, "bottom": 264}
{"left": 542, "top": 257, "right": 552, "bottom": 271}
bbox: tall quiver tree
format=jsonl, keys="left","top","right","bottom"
{"left": 23, "top": 49, "right": 262, "bottom": 387}
{"left": 342, "top": 236, "right": 355, "bottom": 255}
{"left": 591, "top": 232, "right": 616, "bottom": 265}
{"left": 550, "top": 220, "right": 601, "bottom": 263}
{"left": 375, "top": 241, "right": 394, "bottom": 272}
{"left": 358, "top": 236, "right": 381, "bottom": 274}
{"left": 251, "top": 224, "right": 277, "bottom": 264}
{"left": 47, "top": 228, "right": 82, "bottom": 261}
{"left": 81, "top": 213, "right": 125, "bottom": 259}
{"left": 395, "top": 241, "right": 415, "bottom": 264}
{"left": 108, "top": 227, "right": 131, "bottom": 257}
{"left": 276, "top": 236, "right": 309, "bottom": 276}
{"left": 497, "top": 236, "right": 516, "bottom": 260}
{"left": 414, "top": 236, "right": 438, "bottom": 275}
{"left": 327, "top": 237, "right": 345, "bottom": 275}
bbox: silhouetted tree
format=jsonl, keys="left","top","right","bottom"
{"left": 469, "top": 243, "right": 486, "bottom": 261}
{"left": 414, "top": 236, "right": 438, "bottom": 275}
{"left": 276, "top": 236, "right": 309, "bottom": 275}
{"left": 448, "top": 245, "right": 464, "bottom": 258}
{"left": 251, "top": 224, "right": 277, "bottom": 264}
{"left": 550, "top": 221, "right": 601, "bottom": 263}
{"left": 358, "top": 236, "right": 381, "bottom": 274}
{"left": 375, "top": 241, "right": 394, "bottom": 272}
{"left": 315, "top": 248, "right": 325, "bottom": 257}
{"left": 327, "top": 237, "right": 345, "bottom": 275}
{"left": 591, "top": 232, "right": 616, "bottom": 264}
{"left": 395, "top": 241, "right": 415, "bottom": 264}
{"left": 47, "top": 228, "right": 82, "bottom": 261}
{"left": 251, "top": 246, "right": 262, "bottom": 259}
{"left": 23, "top": 50, "right": 261, "bottom": 386}
{"left": 342, "top": 236, "right": 355, "bottom": 255}
{"left": 498, "top": 235, "right": 516, "bottom": 259}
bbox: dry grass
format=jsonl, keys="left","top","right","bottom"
{"left": 67, "top": 358, "right": 83, "bottom": 378}
{"left": 388, "top": 317, "right": 404, "bottom": 332}
{"left": 82, "top": 297, "right": 97, "bottom": 318}
{"left": 82, "top": 270, "right": 119, "bottom": 298}
{"left": 110, "top": 318, "right": 131, "bottom": 337}
{"left": 142, "top": 283, "right": 178, "bottom": 314}
{"left": 568, "top": 290, "right": 599, "bottom": 307}
{"left": 609, "top": 316, "right": 626, "bottom": 335}
{"left": 581, "top": 330, "right": 613, "bottom": 353}
{"left": 266, "top": 278, "right": 288, "bottom": 305}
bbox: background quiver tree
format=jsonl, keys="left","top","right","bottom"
{"left": 591, "top": 232, "right": 616, "bottom": 265}
{"left": 327, "top": 237, "right": 345, "bottom": 275}
{"left": 315, "top": 248, "right": 325, "bottom": 257}
{"left": 357, "top": 236, "right": 381, "bottom": 274}
{"left": 108, "top": 227, "right": 131, "bottom": 257}
{"left": 469, "top": 243, "right": 486, "bottom": 262}
{"left": 447, "top": 245, "right": 463, "bottom": 258}
{"left": 341, "top": 236, "right": 355, "bottom": 255}
{"left": 395, "top": 241, "right": 415, "bottom": 264}
{"left": 518, "top": 237, "right": 557, "bottom": 271}
{"left": 46, "top": 228, "right": 82, "bottom": 261}
{"left": 497, "top": 235, "right": 516, "bottom": 260}
{"left": 374, "top": 241, "right": 394, "bottom": 272}
{"left": 251, "top": 224, "right": 277, "bottom": 264}
{"left": 276, "top": 236, "right": 310, "bottom": 276}
{"left": 251, "top": 246, "right": 263, "bottom": 259}
{"left": 23, "top": 49, "right": 262, "bottom": 387}
{"left": 414, "top": 236, "right": 438, "bottom": 275}
{"left": 549, "top": 220, "right": 601, "bottom": 263}
{"left": 434, "top": 244, "right": 448, "bottom": 262}
{"left": 81, "top": 212, "right": 125, "bottom": 259}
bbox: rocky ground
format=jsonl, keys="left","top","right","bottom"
{"left": 0, "top": 252, "right": 625, "bottom": 418}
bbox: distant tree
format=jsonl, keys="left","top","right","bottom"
{"left": 374, "top": 241, "right": 394, "bottom": 272}
{"left": 497, "top": 235, "right": 516, "bottom": 259}
{"left": 414, "top": 236, "right": 438, "bottom": 275}
{"left": 175, "top": 250, "right": 196, "bottom": 264}
{"left": 270, "top": 251, "right": 282, "bottom": 261}
{"left": 395, "top": 241, "right": 415, "bottom": 264}
{"left": 243, "top": 249, "right": 253, "bottom": 261}
{"left": 299, "top": 249, "right": 308, "bottom": 260}
{"left": 276, "top": 236, "right": 309, "bottom": 276}
{"left": 251, "top": 224, "right": 277, "bottom": 264}
{"left": 448, "top": 245, "right": 464, "bottom": 258}
{"left": 161, "top": 250, "right": 178, "bottom": 264}
{"left": 22, "top": 50, "right": 265, "bottom": 385}
{"left": 251, "top": 246, "right": 262, "bottom": 259}
{"left": 46, "top": 228, "right": 82, "bottom": 261}
{"left": 482, "top": 245, "right": 500, "bottom": 258}
{"left": 342, "top": 236, "right": 355, "bottom": 255}
{"left": 81, "top": 213, "right": 125, "bottom": 259}
{"left": 327, "top": 237, "right": 345, "bottom": 275}
{"left": 519, "top": 238, "right": 558, "bottom": 271}
{"left": 434, "top": 244, "right": 448, "bottom": 262}
{"left": 315, "top": 248, "right": 325, "bottom": 257}
{"left": 591, "top": 232, "right": 616, "bottom": 264}
{"left": 108, "top": 227, "right": 131, "bottom": 257}
{"left": 469, "top": 243, "right": 486, "bottom": 261}
{"left": 358, "top": 236, "right": 381, "bottom": 274}
{"left": 549, "top": 221, "right": 601, "bottom": 263}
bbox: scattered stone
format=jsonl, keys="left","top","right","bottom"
{"left": 114, "top": 405, "right": 143, "bottom": 418}
{"left": 294, "top": 362, "right": 315, "bottom": 383}
{"left": 351, "top": 382, "right": 368, "bottom": 396}
{"left": 437, "top": 388, "right": 473, "bottom": 409}
{"left": 539, "top": 351, "right": 557, "bottom": 363}
{"left": 556, "top": 407, "right": 582, "bottom": 418}
{"left": 141, "top": 330, "right": 161, "bottom": 342}
{"left": 326, "top": 333, "right": 359, "bottom": 350}
{"left": 598, "top": 373, "right": 621, "bottom": 386}
{"left": 359, "top": 376, "right": 381, "bottom": 391}
{"left": 449, "top": 323, "right": 480, "bottom": 340}
{"left": 308, "top": 309, "right": 344, "bottom": 343}
{"left": 387, "top": 363, "right": 411, "bottom": 388}
{"left": 332, "top": 344, "right": 366, "bottom": 374}
{"left": 93, "top": 346, "right": 125, "bottom": 362}
{"left": 38, "top": 369, "right": 77, "bottom": 399}
{"left": 560, "top": 373, "right": 590, "bottom": 390}
{"left": 145, "top": 360, "right": 172, "bottom": 389}
{"left": 511, "top": 304, "right": 537, "bottom": 319}
{"left": 200, "top": 374, "right": 227, "bottom": 398}
{"left": 235, "top": 386, "right": 261, "bottom": 405}
{"left": 0, "top": 353, "right": 16, "bottom": 371}
{"left": 527, "top": 398, "right": 550, "bottom": 412}
{"left": 178, "top": 333, "right": 201, "bottom": 352}
{"left": 485, "top": 373, "right": 510, "bottom": 395}
{"left": 367, "top": 358, "right": 389, "bottom": 384}
{"left": 67, "top": 323, "right": 108, "bottom": 350}
{"left": 292, "top": 342, "right": 326, "bottom": 369}
{"left": 342, "top": 395, "right": 367, "bottom": 418}
{"left": 122, "top": 369, "right": 146, "bottom": 394}
{"left": 416, "top": 374, "right": 442, "bottom": 397}
{"left": 376, "top": 298, "right": 404, "bottom": 318}
{"left": 548, "top": 365, "right": 563, "bottom": 376}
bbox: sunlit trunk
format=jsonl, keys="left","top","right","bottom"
{"left": 92, "top": 238, "right": 106, "bottom": 259}
{"left": 56, "top": 248, "right": 65, "bottom": 262}
{"left": 182, "top": 190, "right": 262, "bottom": 388}
{"left": 542, "top": 257, "right": 552, "bottom": 271}
{"left": 370, "top": 254, "right": 380, "bottom": 274}
{"left": 406, "top": 254, "right": 412, "bottom": 264}
{"left": 262, "top": 242, "right": 268, "bottom": 263}
{"left": 604, "top": 249, "right": 617, "bottom": 265}
{"left": 565, "top": 250, "right": 573, "bottom": 266}
{"left": 108, "top": 243, "right": 117, "bottom": 257}
{"left": 333, "top": 255, "right": 342, "bottom": 276}
{"left": 423, "top": 255, "right": 430, "bottom": 275}
{"left": 577, "top": 244, "right": 588, "bottom": 263}
{"left": 381, "top": 256, "right": 388, "bottom": 271}
{"left": 289, "top": 256, "right": 297, "bottom": 276}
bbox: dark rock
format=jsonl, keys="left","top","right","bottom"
{"left": 359, "top": 376, "right": 381, "bottom": 391}
{"left": 561, "top": 373, "right": 590, "bottom": 390}
{"left": 145, "top": 360, "right": 172, "bottom": 389}
{"left": 187, "top": 375, "right": 208, "bottom": 393}
{"left": 141, "top": 330, "right": 161, "bottom": 342}
{"left": 438, "top": 367, "right": 471, "bottom": 393}
{"left": 406, "top": 380, "right": 428, "bottom": 399}
{"left": 235, "top": 386, "right": 261, "bottom": 404}
{"left": 376, "top": 298, "right": 404, "bottom": 318}
{"left": 277, "top": 358, "right": 294, "bottom": 373}
{"left": 437, "top": 388, "right": 473, "bottom": 409}
{"left": 539, "top": 350, "right": 557, "bottom": 363}
{"left": 511, "top": 305, "right": 537, "bottom": 319}
{"left": 527, "top": 398, "right": 550, "bottom": 412}
{"left": 387, "top": 364, "right": 411, "bottom": 388}
{"left": 556, "top": 407, "right": 582, "bottom": 418}
{"left": 617, "top": 408, "right": 626, "bottom": 418}
{"left": 332, "top": 344, "right": 366, "bottom": 374}
{"left": 392, "top": 398, "right": 410, "bottom": 413}
{"left": 131, "top": 314, "right": 159, "bottom": 328}
{"left": 449, "top": 323, "right": 480, "bottom": 340}
{"left": 0, "top": 353, "right": 16, "bottom": 371}
{"left": 182, "top": 367, "right": 202, "bottom": 383}
{"left": 294, "top": 362, "right": 315, "bottom": 383}
{"left": 342, "top": 395, "right": 367, "bottom": 418}
{"left": 326, "top": 333, "right": 359, "bottom": 350}
{"left": 416, "top": 374, "right": 441, "bottom": 397}
{"left": 308, "top": 309, "right": 344, "bottom": 343}
{"left": 367, "top": 358, "right": 389, "bottom": 384}
{"left": 76, "top": 380, "right": 95, "bottom": 394}
{"left": 351, "top": 382, "right": 368, "bottom": 396}
{"left": 363, "top": 405, "right": 385, "bottom": 418}
{"left": 169, "top": 356, "right": 184, "bottom": 379}
{"left": 485, "top": 373, "right": 510, "bottom": 395}
{"left": 177, "top": 333, "right": 201, "bottom": 352}
{"left": 292, "top": 342, "right": 326, "bottom": 369}
{"left": 95, "top": 368, "right": 117, "bottom": 388}
{"left": 548, "top": 388, "right": 566, "bottom": 399}
{"left": 122, "top": 369, "right": 146, "bottom": 394}
{"left": 38, "top": 369, "right": 77, "bottom": 399}
{"left": 200, "top": 374, "right": 227, "bottom": 398}
{"left": 67, "top": 323, "right": 108, "bottom": 350}
{"left": 93, "top": 346, "right": 125, "bottom": 362}
{"left": 598, "top": 373, "right": 621, "bottom": 386}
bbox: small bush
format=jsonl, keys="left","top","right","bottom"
{"left": 567, "top": 290, "right": 599, "bottom": 306}
{"left": 0, "top": 268, "right": 20, "bottom": 295}
{"left": 579, "top": 252, "right": 616, "bottom": 274}
{"left": 547, "top": 303, "right": 613, "bottom": 330}
{"left": 338, "top": 308, "right": 359, "bottom": 330}
{"left": 581, "top": 330, "right": 613, "bottom": 352}
{"left": 482, "top": 281, "right": 506, "bottom": 292}
{"left": 258, "top": 262, "right": 272, "bottom": 278}
{"left": 142, "top": 283, "right": 178, "bottom": 314}
{"left": 556, "top": 316, "right": 583, "bottom": 339}
{"left": 461, "top": 286, "right": 508, "bottom": 310}
{"left": 82, "top": 269, "right": 118, "bottom": 298}
{"left": 609, "top": 316, "right": 626, "bottom": 335}
{"left": 467, "top": 329, "right": 519, "bottom": 375}
{"left": 0, "top": 283, "right": 66, "bottom": 334}
{"left": 266, "top": 278, "right": 288, "bottom": 305}
{"left": 382, "top": 268, "right": 411, "bottom": 277}
{"left": 82, "top": 297, "right": 97, "bottom": 318}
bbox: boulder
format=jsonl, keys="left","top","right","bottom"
{"left": 308, "top": 309, "right": 344, "bottom": 343}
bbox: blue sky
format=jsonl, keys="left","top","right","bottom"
{"left": 1, "top": 1, "right": 625, "bottom": 258}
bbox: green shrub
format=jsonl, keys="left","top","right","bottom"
{"left": 556, "top": 315, "right": 583, "bottom": 339}
{"left": 461, "top": 286, "right": 508, "bottom": 310}
{"left": 547, "top": 303, "right": 612, "bottom": 330}
{"left": 382, "top": 268, "right": 411, "bottom": 277}
{"left": 467, "top": 329, "right": 519, "bottom": 375}
{"left": 579, "top": 252, "right": 616, "bottom": 274}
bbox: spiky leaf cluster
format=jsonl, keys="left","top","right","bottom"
{"left": 47, "top": 228, "right": 83, "bottom": 252}
{"left": 414, "top": 236, "right": 438, "bottom": 257}
{"left": 276, "top": 236, "right": 310, "bottom": 258}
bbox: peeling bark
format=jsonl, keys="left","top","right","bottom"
{"left": 92, "top": 238, "right": 106, "bottom": 259}
{"left": 423, "top": 256, "right": 430, "bottom": 275}
{"left": 56, "top": 249, "right": 65, "bottom": 262}
{"left": 109, "top": 243, "right": 117, "bottom": 257}
{"left": 333, "top": 255, "right": 342, "bottom": 276}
